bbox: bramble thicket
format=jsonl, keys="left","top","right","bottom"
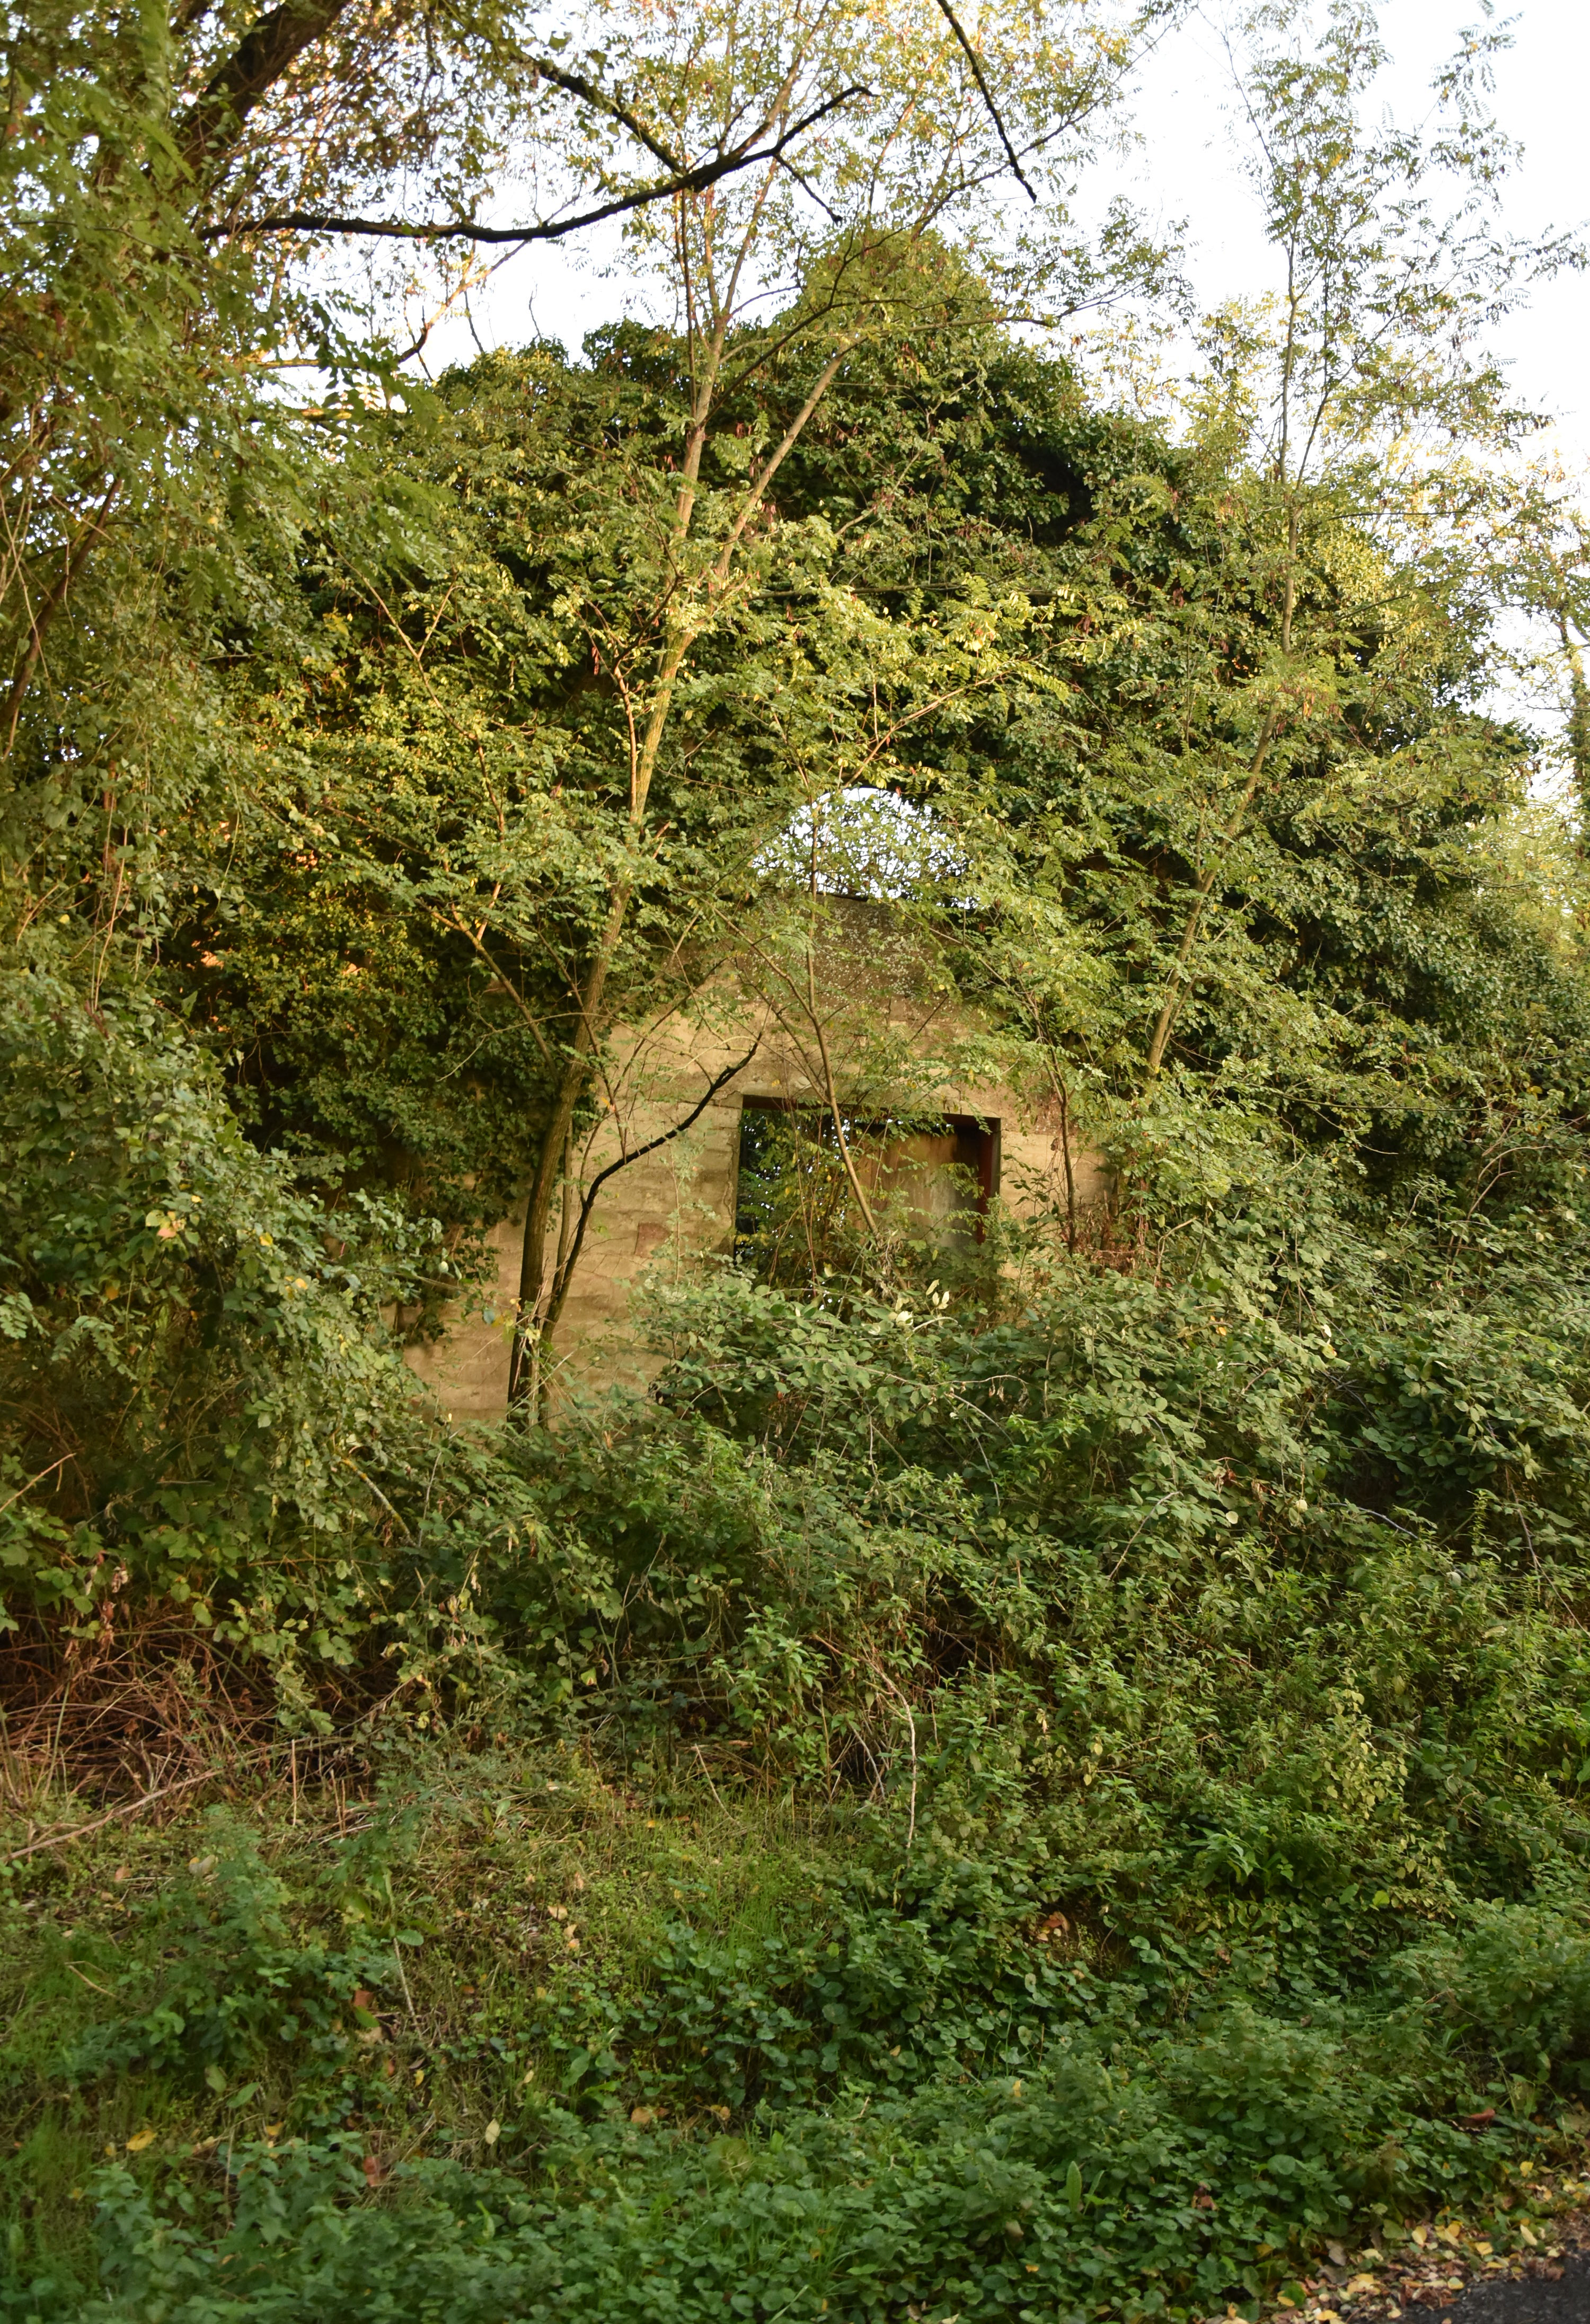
{"left": 6, "top": 1, "right": 1590, "bottom": 2318}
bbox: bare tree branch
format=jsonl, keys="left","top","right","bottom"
{"left": 528, "top": 54, "right": 688, "bottom": 175}
{"left": 201, "top": 86, "right": 871, "bottom": 245}
{"left": 930, "top": 0, "right": 1037, "bottom": 201}
{"left": 511, "top": 1041, "right": 760, "bottom": 1406}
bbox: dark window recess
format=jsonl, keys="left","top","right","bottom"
{"left": 735, "top": 1101, "right": 999, "bottom": 1264}
{"left": 954, "top": 1113, "right": 1001, "bottom": 1211}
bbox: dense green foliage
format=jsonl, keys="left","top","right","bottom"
{"left": 11, "top": 1148, "right": 1590, "bottom": 2316}
{"left": 12, "top": 318, "right": 1590, "bottom": 2324}
{"left": 7, "top": 0, "right": 1590, "bottom": 2315}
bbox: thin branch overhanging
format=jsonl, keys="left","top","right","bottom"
{"left": 201, "top": 85, "right": 871, "bottom": 245}
{"left": 544, "top": 1040, "right": 762, "bottom": 1332}
{"left": 929, "top": 0, "right": 1037, "bottom": 202}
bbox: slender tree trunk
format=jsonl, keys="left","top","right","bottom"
{"left": 508, "top": 930, "right": 616, "bottom": 1407}
{"left": 1142, "top": 709, "right": 1280, "bottom": 1082}
{"left": 506, "top": 309, "right": 734, "bottom": 1417}
{"left": 505, "top": 323, "right": 859, "bottom": 1406}
{"left": 1056, "top": 1076, "right": 1078, "bottom": 1253}
{"left": 807, "top": 942, "right": 880, "bottom": 1241}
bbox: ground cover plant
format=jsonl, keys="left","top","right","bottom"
{"left": 9, "top": 1150, "right": 1590, "bottom": 2319}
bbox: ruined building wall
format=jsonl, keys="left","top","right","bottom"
{"left": 405, "top": 917, "right": 1103, "bottom": 1418}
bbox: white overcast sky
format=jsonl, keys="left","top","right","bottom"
{"left": 1107, "top": 0, "right": 1590, "bottom": 465}
{"left": 416, "top": 0, "right": 1589, "bottom": 471}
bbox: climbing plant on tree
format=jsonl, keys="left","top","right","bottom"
{"left": 0, "top": 0, "right": 1167, "bottom": 1681}
{"left": 175, "top": 0, "right": 1171, "bottom": 1412}
{"left": 472, "top": 0, "right": 1160, "bottom": 1403}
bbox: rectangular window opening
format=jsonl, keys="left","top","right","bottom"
{"left": 734, "top": 1099, "right": 999, "bottom": 1273}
